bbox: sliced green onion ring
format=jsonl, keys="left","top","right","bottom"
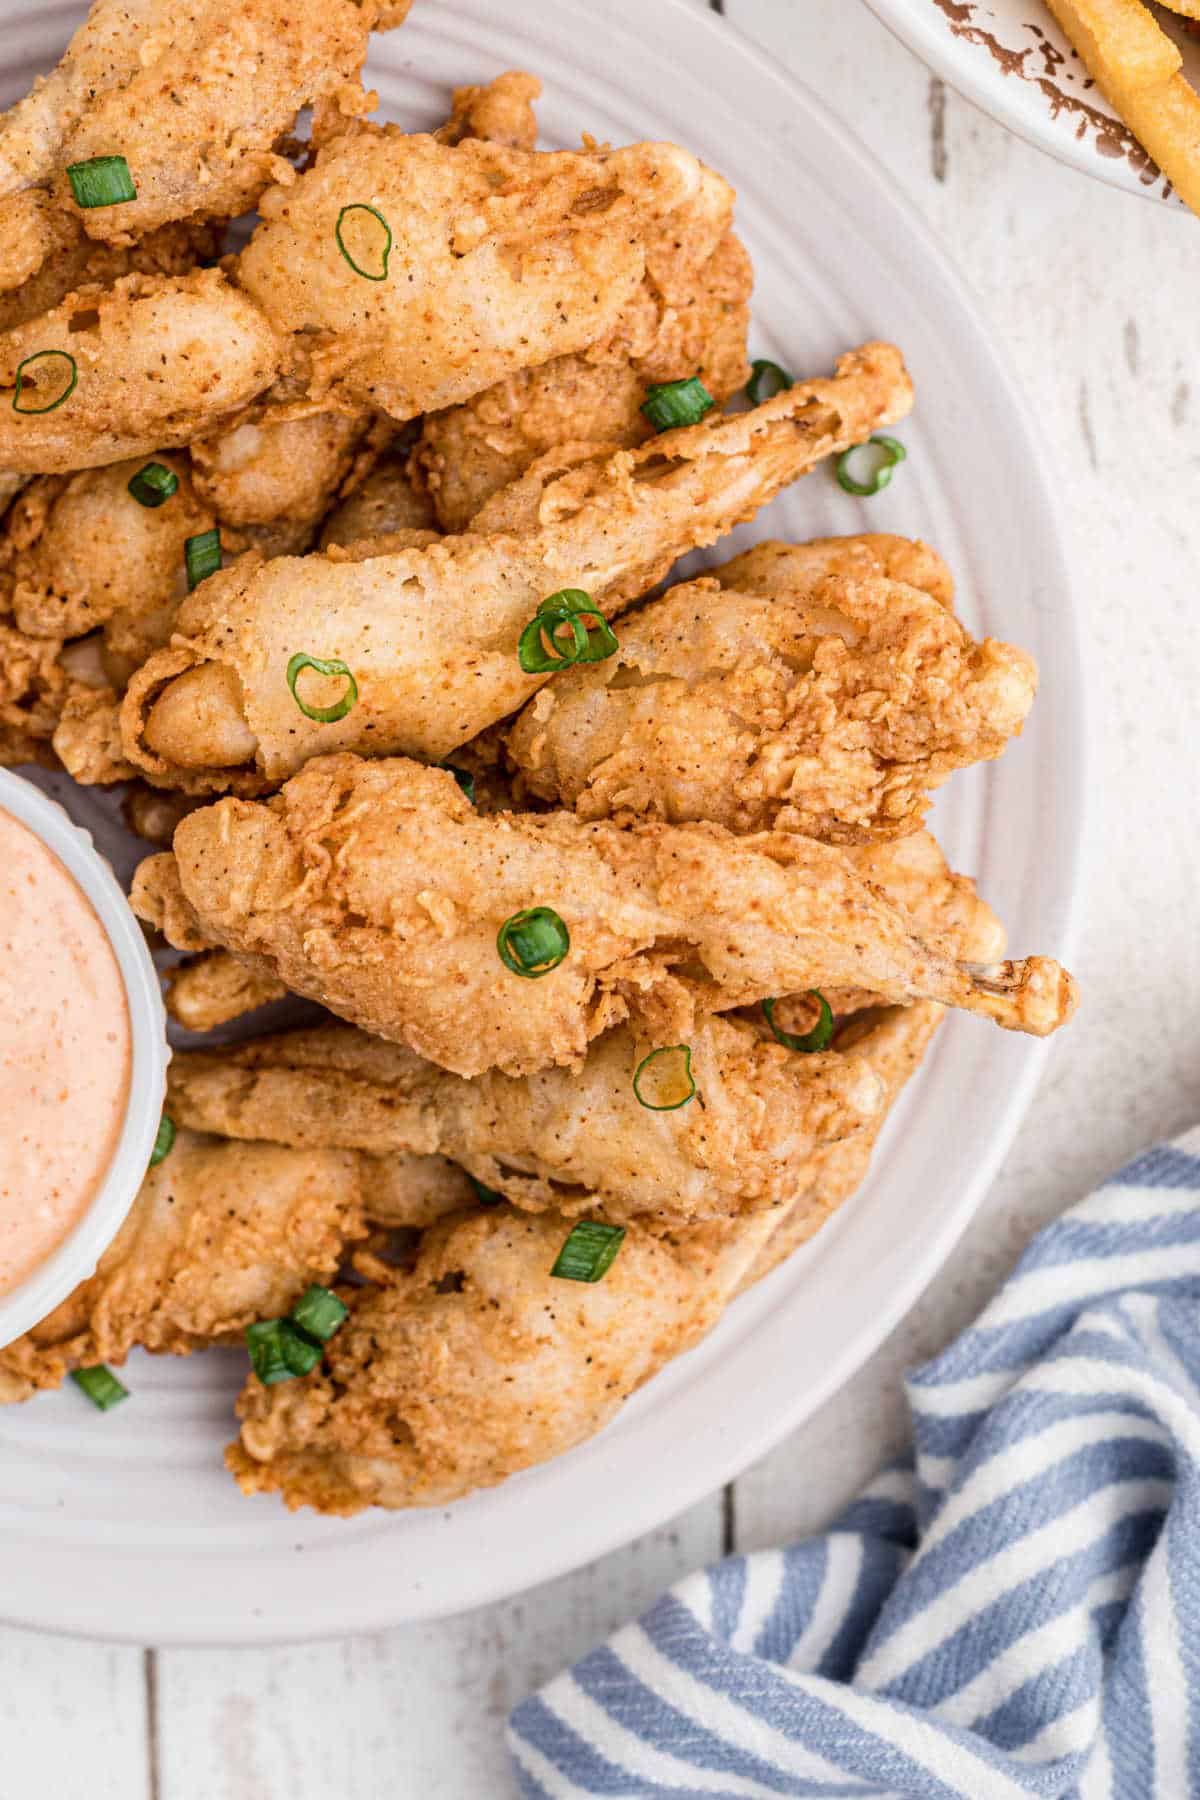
{"left": 836, "top": 434, "right": 907, "bottom": 498}
{"left": 286, "top": 652, "right": 359, "bottom": 723}
{"left": 442, "top": 765, "right": 476, "bottom": 805}
{"left": 128, "top": 461, "right": 179, "bottom": 508}
{"left": 497, "top": 906, "right": 570, "bottom": 978}
{"left": 335, "top": 203, "right": 393, "bottom": 281}
{"left": 551, "top": 1219, "right": 626, "bottom": 1283}
{"left": 13, "top": 350, "right": 77, "bottom": 414}
{"left": 184, "top": 528, "right": 222, "bottom": 590}
{"left": 71, "top": 1365, "right": 129, "bottom": 1411}
{"left": 640, "top": 376, "right": 715, "bottom": 432}
{"left": 245, "top": 1318, "right": 324, "bottom": 1385}
{"left": 290, "top": 1284, "right": 349, "bottom": 1344}
{"left": 467, "top": 1173, "right": 504, "bottom": 1207}
{"left": 149, "top": 1115, "right": 176, "bottom": 1167}
{"left": 762, "top": 991, "right": 835, "bottom": 1054}
{"left": 632, "top": 1043, "right": 697, "bottom": 1112}
{"left": 746, "top": 359, "right": 793, "bottom": 405}
{"left": 518, "top": 590, "right": 618, "bottom": 675}
{"left": 67, "top": 154, "right": 137, "bottom": 209}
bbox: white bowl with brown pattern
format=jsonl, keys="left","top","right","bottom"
{"left": 865, "top": 0, "right": 1198, "bottom": 201}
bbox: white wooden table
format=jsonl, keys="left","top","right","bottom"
{"left": 4, "top": 2, "right": 1198, "bottom": 1792}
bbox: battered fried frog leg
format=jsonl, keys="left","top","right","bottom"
{"left": 505, "top": 565, "right": 1036, "bottom": 841}
{"left": 164, "top": 952, "right": 289, "bottom": 1033}
{"left": 0, "top": 132, "right": 706, "bottom": 473}
{"left": 122, "top": 347, "right": 915, "bottom": 791}
{"left": 223, "top": 995, "right": 953, "bottom": 1515}
{"left": 227, "top": 1201, "right": 786, "bottom": 1513}
{"left": 0, "top": 0, "right": 399, "bottom": 283}
{"left": 0, "top": 1130, "right": 365, "bottom": 1404}
{"left": 167, "top": 1014, "right": 885, "bottom": 1229}
{"left": 412, "top": 172, "right": 753, "bottom": 530}
{"left": 131, "top": 755, "right": 1077, "bottom": 1078}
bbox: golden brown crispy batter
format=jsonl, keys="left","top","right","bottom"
{"left": 189, "top": 408, "right": 390, "bottom": 557}
{"left": 318, "top": 447, "right": 439, "bottom": 549}
{"left": 718, "top": 535, "right": 956, "bottom": 610}
{"left": 121, "top": 347, "right": 914, "bottom": 791}
{"left": 0, "top": 215, "right": 226, "bottom": 334}
{"left": 0, "top": 620, "right": 88, "bottom": 766}
{"left": 3, "top": 456, "right": 212, "bottom": 650}
{"left": 131, "top": 754, "right": 1077, "bottom": 1076}
{"left": 122, "top": 783, "right": 203, "bottom": 847}
{"left": 227, "top": 1202, "right": 783, "bottom": 1512}
{"left": 164, "top": 951, "right": 289, "bottom": 1032}
{"left": 413, "top": 188, "right": 753, "bottom": 530}
{"left": 0, "top": 1130, "right": 364, "bottom": 1403}
{"left": 167, "top": 1013, "right": 885, "bottom": 1228}
{"left": 0, "top": 270, "right": 283, "bottom": 474}
{"left": 0, "top": 0, "right": 393, "bottom": 267}
{"left": 433, "top": 71, "right": 543, "bottom": 151}
{"left": 506, "top": 567, "right": 1036, "bottom": 841}
{"left": 238, "top": 128, "right": 706, "bottom": 421}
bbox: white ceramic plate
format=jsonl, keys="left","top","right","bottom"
{"left": 864, "top": 0, "right": 1198, "bottom": 201}
{"left": 0, "top": 0, "right": 1085, "bottom": 1644}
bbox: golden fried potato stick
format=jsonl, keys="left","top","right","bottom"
{"left": 130, "top": 754, "right": 1077, "bottom": 1078}
{"left": 1044, "top": 0, "right": 1200, "bottom": 215}
{"left": 0, "top": 1129, "right": 365, "bottom": 1404}
{"left": 0, "top": 131, "right": 707, "bottom": 473}
{"left": 0, "top": 0, "right": 399, "bottom": 276}
{"left": 120, "top": 346, "right": 915, "bottom": 792}
{"left": 506, "top": 564, "right": 1036, "bottom": 841}
{"left": 167, "top": 1013, "right": 885, "bottom": 1229}
{"left": 222, "top": 998, "right": 949, "bottom": 1514}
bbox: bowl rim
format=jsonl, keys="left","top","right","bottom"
{"left": 0, "top": 769, "right": 168, "bottom": 1347}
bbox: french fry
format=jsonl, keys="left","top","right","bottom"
{"left": 1045, "top": 0, "right": 1181, "bottom": 85}
{"left": 1046, "top": 0, "right": 1200, "bottom": 216}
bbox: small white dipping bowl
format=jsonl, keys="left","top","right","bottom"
{"left": 0, "top": 770, "right": 168, "bottom": 1348}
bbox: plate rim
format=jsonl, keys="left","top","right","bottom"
{"left": 859, "top": 0, "right": 1176, "bottom": 203}
{"left": 0, "top": 0, "right": 1088, "bottom": 1645}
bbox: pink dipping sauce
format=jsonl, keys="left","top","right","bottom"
{"left": 0, "top": 808, "right": 131, "bottom": 1297}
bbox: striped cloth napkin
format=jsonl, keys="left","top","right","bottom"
{"left": 508, "top": 1131, "right": 1200, "bottom": 1798}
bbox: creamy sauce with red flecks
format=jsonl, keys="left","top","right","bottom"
{"left": 0, "top": 808, "right": 130, "bottom": 1297}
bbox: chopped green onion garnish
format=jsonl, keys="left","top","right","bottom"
{"left": 551, "top": 1219, "right": 626, "bottom": 1283}
{"left": 245, "top": 1318, "right": 324, "bottom": 1385}
{"left": 71, "top": 1365, "right": 129, "bottom": 1411}
{"left": 632, "top": 1044, "right": 697, "bottom": 1112}
{"left": 641, "top": 376, "right": 715, "bottom": 432}
{"left": 746, "top": 359, "right": 793, "bottom": 405}
{"left": 67, "top": 155, "right": 137, "bottom": 209}
{"left": 468, "top": 1173, "right": 504, "bottom": 1207}
{"left": 184, "top": 528, "right": 222, "bottom": 590}
{"left": 335, "top": 203, "right": 393, "bottom": 281}
{"left": 289, "top": 1284, "right": 349, "bottom": 1344}
{"left": 13, "top": 350, "right": 77, "bottom": 414}
{"left": 149, "top": 1115, "right": 176, "bottom": 1167}
{"left": 443, "top": 764, "right": 476, "bottom": 805}
{"left": 836, "top": 435, "right": 907, "bottom": 497}
{"left": 497, "top": 906, "right": 570, "bottom": 979}
{"left": 762, "top": 992, "right": 835, "bottom": 1054}
{"left": 128, "top": 461, "right": 179, "bottom": 508}
{"left": 518, "top": 590, "right": 618, "bottom": 674}
{"left": 286, "top": 651, "right": 358, "bottom": 723}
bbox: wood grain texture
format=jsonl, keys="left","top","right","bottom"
{"left": 5, "top": 2, "right": 1199, "bottom": 1795}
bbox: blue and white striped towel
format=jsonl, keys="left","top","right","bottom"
{"left": 509, "top": 1130, "right": 1200, "bottom": 1798}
